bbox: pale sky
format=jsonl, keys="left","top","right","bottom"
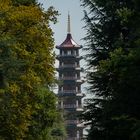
{"left": 38, "top": 0, "right": 85, "bottom": 46}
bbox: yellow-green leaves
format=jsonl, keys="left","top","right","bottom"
{"left": 0, "top": 0, "right": 59, "bottom": 139}
{"left": 117, "top": 7, "right": 133, "bottom": 25}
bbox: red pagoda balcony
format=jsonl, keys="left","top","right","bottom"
{"left": 57, "top": 65, "right": 83, "bottom": 72}
{"left": 59, "top": 64, "right": 80, "bottom": 68}
{"left": 59, "top": 90, "right": 77, "bottom": 93}
{"left": 59, "top": 104, "right": 83, "bottom": 110}
{"left": 56, "top": 54, "right": 83, "bottom": 60}
{"left": 58, "top": 77, "right": 84, "bottom": 85}
{"left": 60, "top": 64, "right": 76, "bottom": 68}
{"left": 59, "top": 76, "right": 80, "bottom": 80}
{"left": 58, "top": 90, "right": 85, "bottom": 97}
{"left": 63, "top": 104, "right": 77, "bottom": 109}
{"left": 58, "top": 90, "right": 84, "bottom": 97}
{"left": 58, "top": 90, "right": 76, "bottom": 97}
{"left": 57, "top": 54, "right": 77, "bottom": 57}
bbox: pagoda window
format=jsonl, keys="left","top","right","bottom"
{"left": 60, "top": 50, "right": 62, "bottom": 55}
{"left": 59, "top": 86, "right": 61, "bottom": 91}
{"left": 71, "top": 50, "right": 74, "bottom": 55}
{"left": 76, "top": 73, "right": 80, "bottom": 78}
{"left": 64, "top": 50, "right": 67, "bottom": 55}
{"left": 74, "top": 50, "right": 77, "bottom": 55}
{"left": 77, "top": 131, "right": 80, "bottom": 139}
{"left": 67, "top": 50, "right": 71, "bottom": 55}
{"left": 78, "top": 99, "right": 82, "bottom": 106}
{"left": 60, "top": 61, "right": 63, "bottom": 66}
{"left": 76, "top": 50, "right": 79, "bottom": 55}
{"left": 64, "top": 72, "right": 74, "bottom": 76}
{"left": 64, "top": 99, "right": 75, "bottom": 104}
{"left": 61, "top": 62, "right": 64, "bottom": 66}
{"left": 59, "top": 73, "right": 63, "bottom": 78}
{"left": 76, "top": 100, "right": 79, "bottom": 107}
{"left": 64, "top": 61, "right": 74, "bottom": 65}
{"left": 77, "top": 61, "right": 79, "bottom": 66}
{"left": 75, "top": 62, "right": 78, "bottom": 67}
{"left": 61, "top": 50, "right": 65, "bottom": 55}
{"left": 61, "top": 86, "right": 63, "bottom": 91}
{"left": 78, "top": 86, "right": 80, "bottom": 91}
{"left": 76, "top": 86, "right": 81, "bottom": 92}
{"left": 64, "top": 85, "right": 75, "bottom": 90}
{"left": 59, "top": 73, "right": 61, "bottom": 77}
{"left": 66, "top": 113, "right": 76, "bottom": 119}
{"left": 60, "top": 100, "right": 63, "bottom": 108}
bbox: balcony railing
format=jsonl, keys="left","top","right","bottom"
{"left": 63, "top": 104, "right": 77, "bottom": 108}
{"left": 58, "top": 90, "right": 85, "bottom": 97}
{"left": 59, "top": 104, "right": 82, "bottom": 109}
{"left": 58, "top": 90, "right": 81, "bottom": 94}
{"left": 59, "top": 77, "right": 80, "bottom": 80}
{"left": 56, "top": 54, "right": 82, "bottom": 59}
{"left": 66, "top": 120, "right": 80, "bottom": 124}
{"left": 58, "top": 54, "right": 78, "bottom": 57}
{"left": 59, "top": 64, "right": 80, "bottom": 68}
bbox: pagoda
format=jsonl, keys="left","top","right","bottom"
{"left": 56, "top": 14, "right": 85, "bottom": 140}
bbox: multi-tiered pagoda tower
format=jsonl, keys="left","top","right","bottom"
{"left": 56, "top": 14, "right": 85, "bottom": 140}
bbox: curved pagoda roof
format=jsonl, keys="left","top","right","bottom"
{"left": 59, "top": 33, "right": 80, "bottom": 47}
{"left": 56, "top": 13, "right": 81, "bottom": 49}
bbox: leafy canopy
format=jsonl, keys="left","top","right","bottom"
{"left": 0, "top": 0, "right": 60, "bottom": 139}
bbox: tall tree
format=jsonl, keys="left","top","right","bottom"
{"left": 0, "top": 0, "right": 59, "bottom": 139}
{"left": 80, "top": 0, "right": 140, "bottom": 139}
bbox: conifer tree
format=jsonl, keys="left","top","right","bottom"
{"left": 80, "top": 0, "right": 140, "bottom": 139}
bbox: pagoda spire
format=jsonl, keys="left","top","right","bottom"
{"left": 67, "top": 12, "right": 71, "bottom": 33}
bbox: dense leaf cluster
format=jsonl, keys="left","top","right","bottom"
{"left": 0, "top": 0, "right": 66, "bottom": 140}
{"left": 81, "top": 0, "right": 140, "bottom": 139}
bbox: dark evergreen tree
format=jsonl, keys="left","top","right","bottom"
{"left": 80, "top": 0, "right": 140, "bottom": 139}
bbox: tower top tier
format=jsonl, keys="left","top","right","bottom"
{"left": 56, "top": 14, "right": 82, "bottom": 49}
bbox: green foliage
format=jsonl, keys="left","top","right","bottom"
{"left": 50, "top": 113, "right": 67, "bottom": 140}
{"left": 0, "top": 0, "right": 61, "bottom": 139}
{"left": 81, "top": 0, "right": 140, "bottom": 139}
{"left": 35, "top": 111, "right": 67, "bottom": 140}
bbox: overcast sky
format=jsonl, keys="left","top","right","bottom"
{"left": 38, "top": 0, "right": 85, "bottom": 46}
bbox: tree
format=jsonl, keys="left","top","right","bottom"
{"left": 80, "top": 0, "right": 140, "bottom": 139}
{"left": 0, "top": 0, "right": 59, "bottom": 139}
{"left": 12, "top": 0, "right": 36, "bottom": 6}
